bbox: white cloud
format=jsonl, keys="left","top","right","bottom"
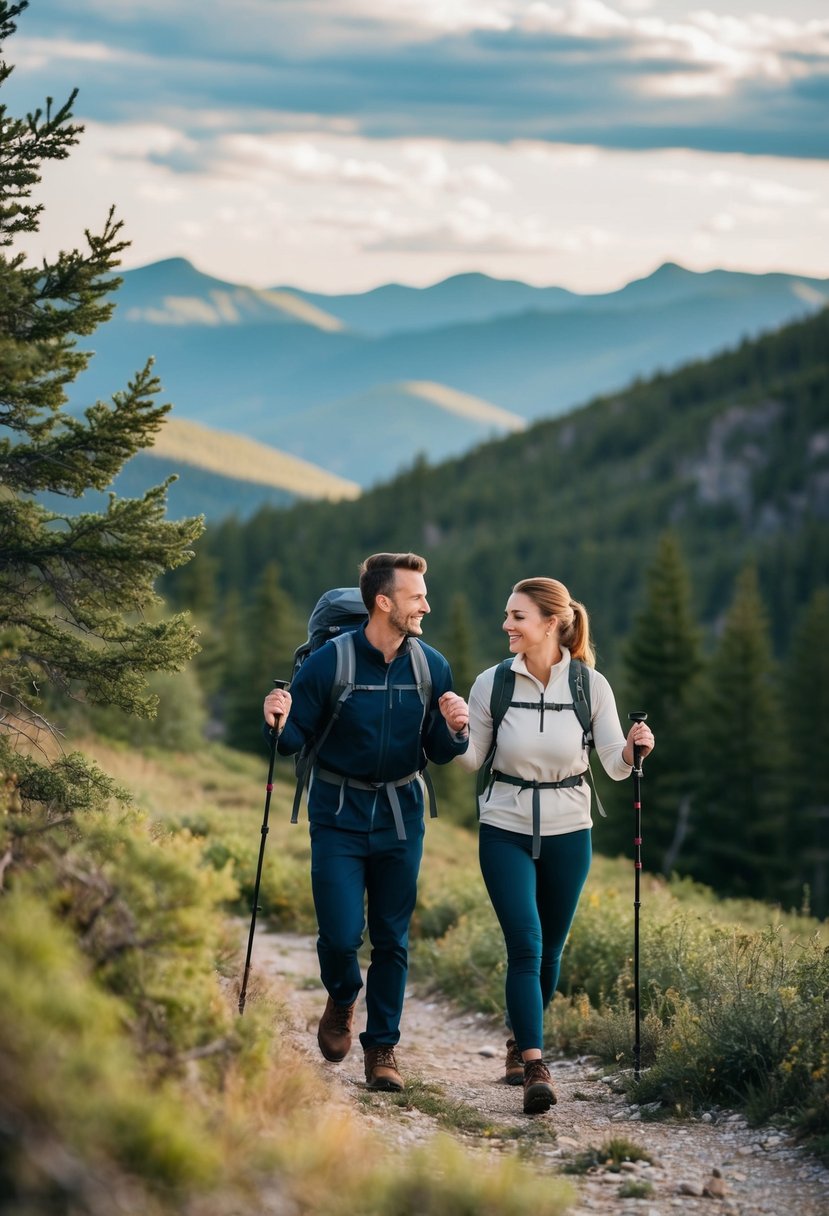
{"left": 13, "top": 35, "right": 145, "bottom": 69}
{"left": 651, "top": 164, "right": 817, "bottom": 208}
{"left": 347, "top": 0, "right": 515, "bottom": 33}
{"left": 19, "top": 119, "right": 829, "bottom": 295}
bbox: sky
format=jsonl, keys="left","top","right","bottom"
{"left": 7, "top": 0, "right": 829, "bottom": 293}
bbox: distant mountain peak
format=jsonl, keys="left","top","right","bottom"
{"left": 119, "top": 259, "right": 346, "bottom": 331}
{"left": 651, "top": 261, "right": 691, "bottom": 277}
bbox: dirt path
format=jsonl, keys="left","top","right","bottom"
{"left": 252, "top": 930, "right": 829, "bottom": 1216}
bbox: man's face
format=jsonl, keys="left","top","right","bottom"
{"left": 385, "top": 569, "right": 430, "bottom": 637}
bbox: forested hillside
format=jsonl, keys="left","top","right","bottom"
{"left": 167, "top": 306, "right": 829, "bottom": 912}
{"left": 181, "top": 305, "right": 827, "bottom": 662}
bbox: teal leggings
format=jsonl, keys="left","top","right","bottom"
{"left": 479, "top": 823, "right": 592, "bottom": 1053}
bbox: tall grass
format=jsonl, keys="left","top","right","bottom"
{"left": 3, "top": 738, "right": 576, "bottom": 1213}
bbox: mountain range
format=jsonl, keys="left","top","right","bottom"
{"left": 190, "top": 303, "right": 829, "bottom": 675}
{"left": 66, "top": 258, "right": 829, "bottom": 518}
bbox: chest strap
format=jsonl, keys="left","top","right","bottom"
{"left": 315, "top": 767, "right": 435, "bottom": 840}
{"left": 488, "top": 770, "right": 587, "bottom": 859}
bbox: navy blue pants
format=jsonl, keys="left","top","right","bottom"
{"left": 309, "top": 819, "right": 424, "bottom": 1049}
{"left": 479, "top": 823, "right": 592, "bottom": 1053}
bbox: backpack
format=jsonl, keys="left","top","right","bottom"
{"left": 288, "top": 587, "right": 435, "bottom": 828}
{"left": 476, "top": 656, "right": 606, "bottom": 819}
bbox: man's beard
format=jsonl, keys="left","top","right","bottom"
{"left": 388, "top": 603, "right": 421, "bottom": 638}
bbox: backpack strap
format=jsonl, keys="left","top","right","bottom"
{"left": 569, "top": 658, "right": 592, "bottom": 745}
{"left": 568, "top": 659, "right": 606, "bottom": 819}
{"left": 291, "top": 634, "right": 439, "bottom": 826}
{"left": 291, "top": 632, "right": 356, "bottom": 824}
{"left": 407, "top": 639, "right": 437, "bottom": 819}
{"left": 476, "top": 659, "right": 515, "bottom": 799}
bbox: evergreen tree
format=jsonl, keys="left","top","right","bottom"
{"left": 426, "top": 591, "right": 478, "bottom": 825}
{"left": 224, "top": 562, "right": 303, "bottom": 751}
{"left": 687, "top": 566, "right": 790, "bottom": 901}
{"left": 620, "top": 532, "right": 703, "bottom": 871}
{"left": 445, "top": 592, "right": 476, "bottom": 697}
{"left": 0, "top": 2, "right": 202, "bottom": 814}
{"left": 785, "top": 587, "right": 829, "bottom": 917}
{"left": 166, "top": 546, "right": 219, "bottom": 617}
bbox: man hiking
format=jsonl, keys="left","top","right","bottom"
{"left": 263, "top": 552, "right": 469, "bottom": 1091}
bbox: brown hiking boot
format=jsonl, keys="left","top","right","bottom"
{"left": 364, "top": 1045, "right": 404, "bottom": 1092}
{"left": 317, "top": 996, "right": 356, "bottom": 1062}
{"left": 523, "top": 1058, "right": 557, "bottom": 1115}
{"left": 504, "top": 1038, "right": 524, "bottom": 1086}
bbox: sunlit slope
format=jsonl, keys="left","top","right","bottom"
{"left": 279, "top": 380, "right": 525, "bottom": 485}
{"left": 402, "top": 380, "right": 525, "bottom": 429}
{"left": 152, "top": 416, "right": 360, "bottom": 501}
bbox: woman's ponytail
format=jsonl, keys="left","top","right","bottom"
{"left": 563, "top": 599, "right": 596, "bottom": 668}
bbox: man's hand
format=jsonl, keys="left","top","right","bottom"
{"left": 438, "top": 691, "right": 469, "bottom": 736}
{"left": 263, "top": 687, "right": 292, "bottom": 729}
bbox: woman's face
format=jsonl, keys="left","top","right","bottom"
{"left": 502, "top": 592, "right": 553, "bottom": 653}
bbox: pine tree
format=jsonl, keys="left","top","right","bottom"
{"left": 687, "top": 566, "right": 790, "bottom": 901}
{"left": 785, "top": 587, "right": 829, "bottom": 917}
{"left": 223, "top": 563, "right": 303, "bottom": 751}
{"left": 620, "top": 532, "right": 703, "bottom": 872}
{"left": 0, "top": 2, "right": 202, "bottom": 814}
{"left": 445, "top": 592, "right": 475, "bottom": 698}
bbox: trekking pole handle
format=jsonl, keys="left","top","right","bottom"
{"left": 628, "top": 711, "right": 648, "bottom": 775}
{"left": 269, "top": 678, "right": 290, "bottom": 736}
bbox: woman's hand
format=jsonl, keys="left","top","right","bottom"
{"left": 622, "top": 719, "right": 655, "bottom": 767}
{"left": 438, "top": 691, "right": 469, "bottom": 736}
{"left": 263, "top": 687, "right": 292, "bottom": 730}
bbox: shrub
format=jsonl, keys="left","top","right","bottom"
{"left": 0, "top": 891, "right": 221, "bottom": 1209}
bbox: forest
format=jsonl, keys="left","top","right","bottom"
{"left": 160, "top": 305, "right": 829, "bottom": 916}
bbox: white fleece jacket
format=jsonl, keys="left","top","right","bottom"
{"left": 455, "top": 648, "right": 632, "bottom": 837}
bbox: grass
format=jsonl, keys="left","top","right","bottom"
{"left": 618, "top": 1178, "right": 655, "bottom": 1198}
{"left": 365, "top": 1076, "right": 558, "bottom": 1149}
{"left": 562, "top": 1136, "right": 654, "bottom": 1175}
{"left": 59, "top": 736, "right": 829, "bottom": 1162}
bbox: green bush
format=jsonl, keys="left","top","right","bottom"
{"left": 0, "top": 891, "right": 221, "bottom": 1209}
{"left": 627, "top": 929, "right": 829, "bottom": 1136}
{"left": 173, "top": 803, "right": 317, "bottom": 930}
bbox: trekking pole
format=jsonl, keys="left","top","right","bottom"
{"left": 628, "top": 710, "right": 648, "bottom": 1082}
{"left": 239, "top": 679, "right": 289, "bottom": 1015}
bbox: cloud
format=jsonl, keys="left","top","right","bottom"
{"left": 308, "top": 190, "right": 607, "bottom": 255}
{"left": 7, "top": 0, "right": 828, "bottom": 159}
{"left": 7, "top": 2, "right": 829, "bottom": 296}
{"left": 24, "top": 114, "right": 828, "bottom": 295}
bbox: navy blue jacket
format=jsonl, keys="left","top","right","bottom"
{"left": 274, "top": 624, "right": 468, "bottom": 831}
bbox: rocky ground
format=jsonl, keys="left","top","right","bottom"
{"left": 252, "top": 931, "right": 829, "bottom": 1216}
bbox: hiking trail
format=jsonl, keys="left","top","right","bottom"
{"left": 252, "top": 930, "right": 829, "bottom": 1216}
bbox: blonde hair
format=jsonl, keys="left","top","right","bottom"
{"left": 512, "top": 577, "right": 596, "bottom": 668}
